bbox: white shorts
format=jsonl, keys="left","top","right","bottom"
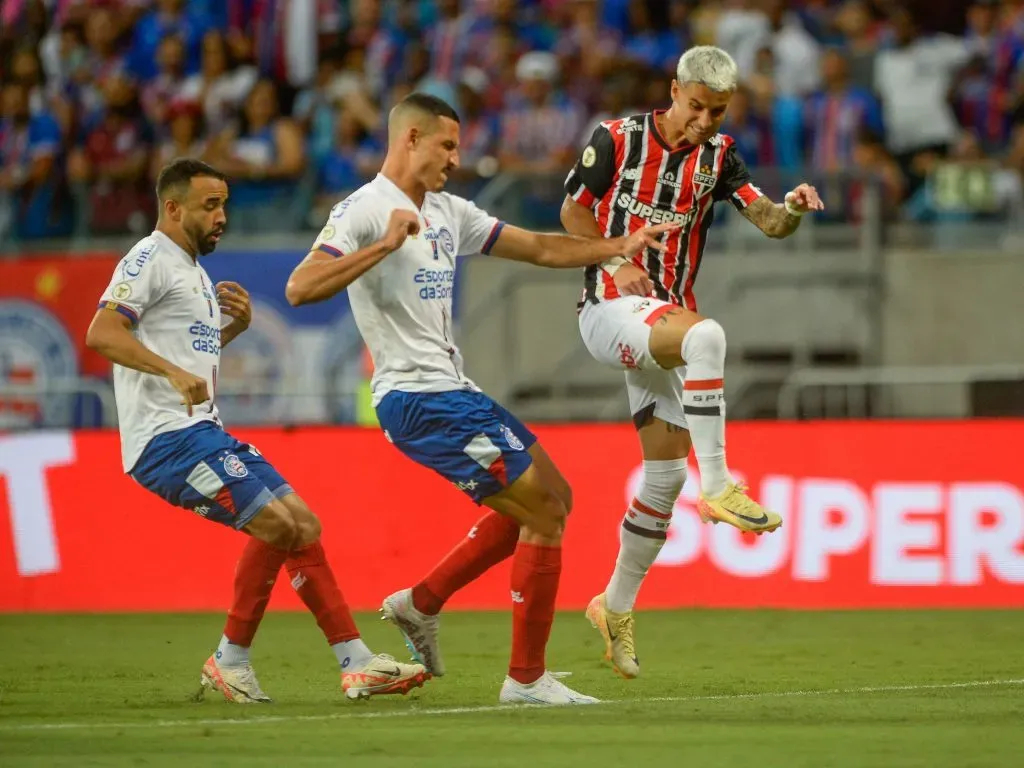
{"left": 578, "top": 296, "right": 688, "bottom": 429}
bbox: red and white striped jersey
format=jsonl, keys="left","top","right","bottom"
{"left": 564, "top": 111, "right": 763, "bottom": 312}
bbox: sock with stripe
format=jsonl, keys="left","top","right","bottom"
{"left": 681, "top": 319, "right": 731, "bottom": 497}
{"left": 221, "top": 537, "right": 290, "bottom": 662}
{"left": 508, "top": 542, "right": 561, "bottom": 685}
{"left": 412, "top": 511, "right": 521, "bottom": 615}
{"left": 606, "top": 459, "right": 687, "bottom": 613}
{"left": 286, "top": 540, "right": 364, "bottom": 665}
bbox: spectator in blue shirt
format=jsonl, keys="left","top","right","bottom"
{"left": 804, "top": 48, "right": 884, "bottom": 171}
{"left": 129, "top": 0, "right": 211, "bottom": 81}
{"left": 317, "top": 108, "right": 380, "bottom": 204}
{"left": 621, "top": 0, "right": 679, "bottom": 73}
{"left": 0, "top": 82, "right": 69, "bottom": 240}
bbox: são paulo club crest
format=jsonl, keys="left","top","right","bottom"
{"left": 0, "top": 299, "right": 78, "bottom": 428}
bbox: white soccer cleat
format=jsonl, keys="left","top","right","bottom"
{"left": 341, "top": 653, "right": 431, "bottom": 700}
{"left": 380, "top": 588, "right": 446, "bottom": 677}
{"left": 196, "top": 654, "right": 272, "bottom": 703}
{"left": 499, "top": 671, "right": 601, "bottom": 706}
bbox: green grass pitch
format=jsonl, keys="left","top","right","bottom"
{"left": 1, "top": 610, "right": 1022, "bottom": 767}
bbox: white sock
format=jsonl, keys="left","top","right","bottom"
{"left": 605, "top": 459, "right": 687, "bottom": 613}
{"left": 215, "top": 634, "right": 250, "bottom": 667}
{"left": 681, "top": 319, "right": 731, "bottom": 497}
{"left": 333, "top": 638, "right": 373, "bottom": 670}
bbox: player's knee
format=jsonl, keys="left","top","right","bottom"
{"left": 294, "top": 509, "right": 322, "bottom": 547}
{"left": 559, "top": 484, "right": 574, "bottom": 517}
{"left": 251, "top": 504, "right": 299, "bottom": 549}
{"left": 528, "top": 492, "right": 569, "bottom": 539}
{"left": 681, "top": 318, "right": 726, "bottom": 365}
{"left": 638, "top": 459, "right": 687, "bottom": 511}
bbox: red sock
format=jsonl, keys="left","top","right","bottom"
{"left": 508, "top": 542, "right": 562, "bottom": 685}
{"left": 412, "top": 511, "right": 520, "bottom": 615}
{"left": 286, "top": 540, "right": 360, "bottom": 644}
{"left": 223, "top": 537, "right": 290, "bottom": 647}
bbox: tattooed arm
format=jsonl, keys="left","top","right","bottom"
{"left": 739, "top": 183, "right": 824, "bottom": 239}
{"left": 739, "top": 197, "right": 803, "bottom": 239}
{"left": 714, "top": 143, "right": 824, "bottom": 239}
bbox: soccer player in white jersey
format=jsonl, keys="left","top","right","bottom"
{"left": 86, "top": 158, "right": 429, "bottom": 704}
{"left": 560, "top": 46, "right": 824, "bottom": 678}
{"left": 285, "top": 94, "right": 675, "bottom": 705}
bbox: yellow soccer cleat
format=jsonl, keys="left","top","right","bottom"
{"left": 585, "top": 594, "right": 639, "bottom": 679}
{"left": 341, "top": 654, "right": 431, "bottom": 700}
{"left": 697, "top": 482, "right": 782, "bottom": 535}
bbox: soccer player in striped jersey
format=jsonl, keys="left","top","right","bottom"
{"left": 561, "top": 46, "right": 825, "bottom": 679}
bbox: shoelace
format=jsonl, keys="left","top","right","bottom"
{"left": 612, "top": 614, "right": 636, "bottom": 659}
{"left": 725, "top": 482, "right": 763, "bottom": 514}
{"left": 406, "top": 620, "right": 439, "bottom": 656}
{"left": 234, "top": 665, "right": 266, "bottom": 695}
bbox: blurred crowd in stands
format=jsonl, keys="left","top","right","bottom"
{"left": 1, "top": 0, "right": 1023, "bottom": 242}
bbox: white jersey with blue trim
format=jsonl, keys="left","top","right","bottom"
{"left": 312, "top": 173, "right": 504, "bottom": 405}
{"left": 98, "top": 230, "right": 223, "bottom": 472}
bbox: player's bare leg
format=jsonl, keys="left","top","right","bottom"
{"left": 588, "top": 418, "right": 690, "bottom": 679}
{"left": 647, "top": 306, "right": 782, "bottom": 534}
{"left": 199, "top": 496, "right": 428, "bottom": 704}
{"left": 485, "top": 456, "right": 599, "bottom": 705}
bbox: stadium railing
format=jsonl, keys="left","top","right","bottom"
{"left": 776, "top": 364, "right": 1024, "bottom": 420}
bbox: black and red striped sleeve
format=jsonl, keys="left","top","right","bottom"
{"left": 712, "top": 143, "right": 765, "bottom": 211}
{"left": 564, "top": 123, "right": 616, "bottom": 209}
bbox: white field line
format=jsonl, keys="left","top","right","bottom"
{"left": 2, "top": 678, "right": 1021, "bottom": 733}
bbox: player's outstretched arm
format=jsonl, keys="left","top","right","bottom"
{"left": 286, "top": 210, "right": 418, "bottom": 306}
{"left": 741, "top": 184, "right": 824, "bottom": 239}
{"left": 488, "top": 221, "right": 677, "bottom": 269}
{"left": 286, "top": 244, "right": 391, "bottom": 306}
{"left": 85, "top": 309, "right": 210, "bottom": 414}
{"left": 559, "top": 195, "right": 654, "bottom": 296}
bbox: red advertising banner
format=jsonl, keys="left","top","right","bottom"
{"left": 1, "top": 422, "right": 1022, "bottom": 612}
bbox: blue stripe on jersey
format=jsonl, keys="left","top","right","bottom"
{"left": 98, "top": 300, "right": 139, "bottom": 325}
{"left": 317, "top": 243, "right": 344, "bottom": 258}
{"left": 482, "top": 221, "right": 505, "bottom": 255}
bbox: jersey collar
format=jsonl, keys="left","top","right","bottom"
{"left": 650, "top": 110, "right": 701, "bottom": 154}
{"left": 375, "top": 172, "right": 423, "bottom": 211}
{"left": 152, "top": 229, "right": 197, "bottom": 266}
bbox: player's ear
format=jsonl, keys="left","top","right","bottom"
{"left": 164, "top": 197, "right": 182, "bottom": 223}
{"left": 407, "top": 126, "right": 420, "bottom": 148}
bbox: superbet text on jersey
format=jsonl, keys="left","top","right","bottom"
{"left": 565, "top": 111, "right": 764, "bottom": 312}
